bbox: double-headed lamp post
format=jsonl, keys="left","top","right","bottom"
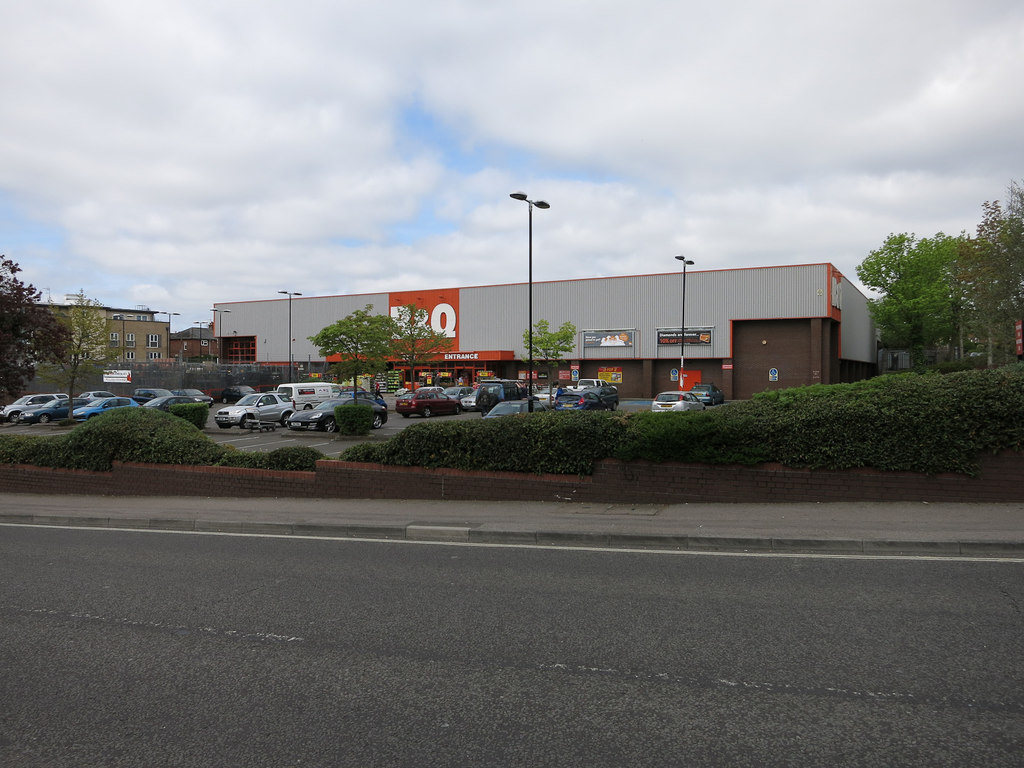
{"left": 510, "top": 192, "right": 550, "bottom": 412}
{"left": 209, "top": 308, "right": 231, "bottom": 364}
{"left": 675, "top": 255, "right": 694, "bottom": 391}
{"left": 278, "top": 291, "right": 302, "bottom": 379}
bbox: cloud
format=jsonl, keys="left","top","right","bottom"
{"left": 1, "top": 0, "right": 1022, "bottom": 328}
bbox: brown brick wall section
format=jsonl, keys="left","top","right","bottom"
{"left": 0, "top": 453, "right": 1021, "bottom": 503}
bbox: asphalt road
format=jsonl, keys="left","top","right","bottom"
{"left": 2, "top": 526, "right": 1022, "bottom": 767}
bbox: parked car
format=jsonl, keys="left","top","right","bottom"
{"left": 276, "top": 382, "right": 344, "bottom": 410}
{"left": 567, "top": 378, "right": 612, "bottom": 392}
{"left": 131, "top": 388, "right": 174, "bottom": 404}
{"left": 142, "top": 395, "right": 204, "bottom": 412}
{"left": 1, "top": 393, "right": 67, "bottom": 423}
{"left": 78, "top": 390, "right": 117, "bottom": 401}
{"left": 690, "top": 383, "right": 725, "bottom": 406}
{"left": 483, "top": 400, "right": 548, "bottom": 418}
{"left": 18, "top": 398, "right": 93, "bottom": 424}
{"left": 651, "top": 391, "right": 706, "bottom": 412}
{"left": 554, "top": 389, "right": 614, "bottom": 411}
{"left": 213, "top": 385, "right": 257, "bottom": 404}
{"left": 395, "top": 390, "right": 462, "bottom": 418}
{"left": 460, "top": 390, "right": 479, "bottom": 411}
{"left": 213, "top": 392, "right": 294, "bottom": 429}
{"left": 286, "top": 397, "right": 388, "bottom": 432}
{"left": 442, "top": 386, "right": 474, "bottom": 401}
{"left": 171, "top": 388, "right": 214, "bottom": 406}
{"left": 73, "top": 396, "right": 140, "bottom": 421}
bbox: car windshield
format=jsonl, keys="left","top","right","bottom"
{"left": 692, "top": 385, "right": 710, "bottom": 392}
{"left": 234, "top": 394, "right": 261, "bottom": 406}
{"left": 315, "top": 399, "right": 348, "bottom": 410}
{"left": 655, "top": 393, "right": 682, "bottom": 402}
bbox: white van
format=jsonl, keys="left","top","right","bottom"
{"left": 276, "top": 382, "right": 343, "bottom": 410}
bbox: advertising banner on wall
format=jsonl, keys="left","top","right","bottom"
{"left": 583, "top": 330, "right": 634, "bottom": 347}
{"left": 598, "top": 366, "right": 623, "bottom": 383}
{"left": 657, "top": 328, "right": 713, "bottom": 346}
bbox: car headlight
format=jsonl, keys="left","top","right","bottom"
{"left": 308, "top": 412, "right": 323, "bottom": 420}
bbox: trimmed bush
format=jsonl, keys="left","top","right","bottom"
{"left": 215, "top": 448, "right": 269, "bottom": 469}
{"left": 335, "top": 403, "right": 373, "bottom": 435}
{"left": 265, "top": 445, "right": 324, "bottom": 471}
{"left": 58, "top": 407, "right": 227, "bottom": 471}
{"left": 169, "top": 402, "right": 210, "bottom": 430}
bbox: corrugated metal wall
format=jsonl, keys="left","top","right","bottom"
{"left": 213, "top": 264, "right": 876, "bottom": 365}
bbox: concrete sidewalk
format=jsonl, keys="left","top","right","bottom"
{"left": 2, "top": 494, "right": 1024, "bottom": 557}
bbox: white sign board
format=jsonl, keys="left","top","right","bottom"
{"left": 103, "top": 369, "right": 132, "bottom": 383}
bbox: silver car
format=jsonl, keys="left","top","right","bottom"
{"left": 214, "top": 392, "right": 295, "bottom": 429}
{"left": 650, "top": 391, "right": 706, "bottom": 412}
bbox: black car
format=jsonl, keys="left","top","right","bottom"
{"left": 554, "top": 389, "right": 614, "bottom": 411}
{"left": 286, "top": 397, "right": 388, "bottom": 432}
{"left": 214, "top": 385, "right": 257, "bottom": 404}
{"left": 142, "top": 395, "right": 204, "bottom": 412}
{"left": 172, "top": 388, "right": 214, "bottom": 406}
{"left": 131, "top": 388, "right": 174, "bottom": 404}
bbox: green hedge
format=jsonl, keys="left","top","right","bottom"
{"left": 168, "top": 402, "right": 210, "bottom": 430}
{"left": 338, "top": 366, "right": 1024, "bottom": 476}
{"left": 334, "top": 403, "right": 373, "bottom": 435}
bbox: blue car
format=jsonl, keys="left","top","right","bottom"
{"left": 72, "top": 396, "right": 140, "bottom": 421}
{"left": 18, "top": 397, "right": 93, "bottom": 424}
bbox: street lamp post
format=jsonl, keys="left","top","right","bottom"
{"left": 675, "top": 255, "right": 694, "bottom": 391}
{"left": 209, "top": 308, "right": 231, "bottom": 364}
{"left": 510, "top": 192, "right": 550, "bottom": 412}
{"left": 156, "top": 311, "right": 180, "bottom": 360}
{"left": 278, "top": 291, "right": 302, "bottom": 380}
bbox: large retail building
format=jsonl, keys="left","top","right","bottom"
{"left": 213, "top": 262, "right": 876, "bottom": 400}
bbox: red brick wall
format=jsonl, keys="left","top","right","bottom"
{"left": 0, "top": 453, "right": 1020, "bottom": 503}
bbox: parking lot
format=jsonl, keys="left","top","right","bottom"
{"left": 0, "top": 396, "right": 656, "bottom": 458}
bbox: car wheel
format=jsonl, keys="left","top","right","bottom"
{"left": 280, "top": 411, "right": 293, "bottom": 425}
{"left": 454, "top": 404, "right": 462, "bottom": 414}
{"left": 222, "top": 396, "right": 229, "bottom": 403}
{"left": 371, "top": 413, "right": 384, "bottom": 429}
{"left": 422, "top": 407, "right": 432, "bottom": 418}
{"left": 239, "top": 415, "right": 249, "bottom": 429}
{"left": 304, "top": 403, "right": 313, "bottom": 410}
{"left": 610, "top": 401, "right": 617, "bottom": 410}
{"left": 38, "top": 414, "right": 51, "bottom": 423}
{"left": 320, "top": 418, "right": 336, "bottom": 433}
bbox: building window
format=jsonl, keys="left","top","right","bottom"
{"left": 125, "top": 351, "right": 135, "bottom": 361}
{"left": 148, "top": 351, "right": 160, "bottom": 360}
{"left": 147, "top": 334, "right": 160, "bottom": 348}
{"left": 126, "top": 333, "right": 135, "bottom": 348}
{"left": 109, "top": 332, "right": 120, "bottom": 347}
{"left": 223, "top": 336, "right": 257, "bottom": 363}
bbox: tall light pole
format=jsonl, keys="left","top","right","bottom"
{"left": 156, "top": 311, "right": 179, "bottom": 359}
{"left": 209, "top": 308, "right": 231, "bottom": 364}
{"left": 278, "top": 291, "right": 302, "bottom": 379}
{"left": 675, "top": 255, "right": 694, "bottom": 391}
{"left": 510, "top": 192, "right": 550, "bottom": 412}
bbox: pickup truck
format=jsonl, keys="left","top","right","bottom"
{"left": 567, "top": 378, "right": 611, "bottom": 392}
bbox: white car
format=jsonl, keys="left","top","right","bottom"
{"left": 460, "top": 391, "right": 478, "bottom": 411}
{"left": 214, "top": 392, "right": 295, "bottom": 429}
{"left": 650, "top": 391, "right": 706, "bottom": 412}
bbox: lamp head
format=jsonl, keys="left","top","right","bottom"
{"left": 675, "top": 255, "right": 694, "bottom": 265}
{"left": 510, "top": 192, "right": 528, "bottom": 201}
{"left": 534, "top": 200, "right": 550, "bottom": 209}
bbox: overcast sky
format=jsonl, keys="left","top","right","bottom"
{"left": 2, "top": 1, "right": 1022, "bottom": 331}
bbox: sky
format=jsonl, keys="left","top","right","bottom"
{"left": 2, "top": 0, "right": 1023, "bottom": 332}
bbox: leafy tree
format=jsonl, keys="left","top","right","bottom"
{"left": 856, "top": 233, "right": 961, "bottom": 368}
{"left": 37, "top": 291, "right": 118, "bottom": 404}
{"left": 522, "top": 319, "right": 577, "bottom": 397}
{"left": 0, "top": 256, "right": 69, "bottom": 397}
{"left": 308, "top": 304, "right": 396, "bottom": 397}
{"left": 389, "top": 303, "right": 454, "bottom": 386}
{"left": 959, "top": 181, "right": 1024, "bottom": 364}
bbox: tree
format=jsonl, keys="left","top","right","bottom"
{"left": 959, "top": 182, "right": 1024, "bottom": 364}
{"left": 0, "top": 256, "right": 68, "bottom": 398}
{"left": 308, "top": 305, "right": 396, "bottom": 397}
{"left": 37, "top": 291, "right": 118, "bottom": 404}
{"left": 522, "top": 319, "right": 577, "bottom": 397}
{"left": 388, "top": 303, "right": 455, "bottom": 386}
{"left": 856, "top": 233, "right": 961, "bottom": 368}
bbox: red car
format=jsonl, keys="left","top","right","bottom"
{"left": 395, "top": 390, "right": 463, "bottom": 418}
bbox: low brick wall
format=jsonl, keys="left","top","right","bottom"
{"left": 0, "top": 452, "right": 1021, "bottom": 502}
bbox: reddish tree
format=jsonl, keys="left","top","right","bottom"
{"left": 0, "top": 256, "right": 68, "bottom": 397}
